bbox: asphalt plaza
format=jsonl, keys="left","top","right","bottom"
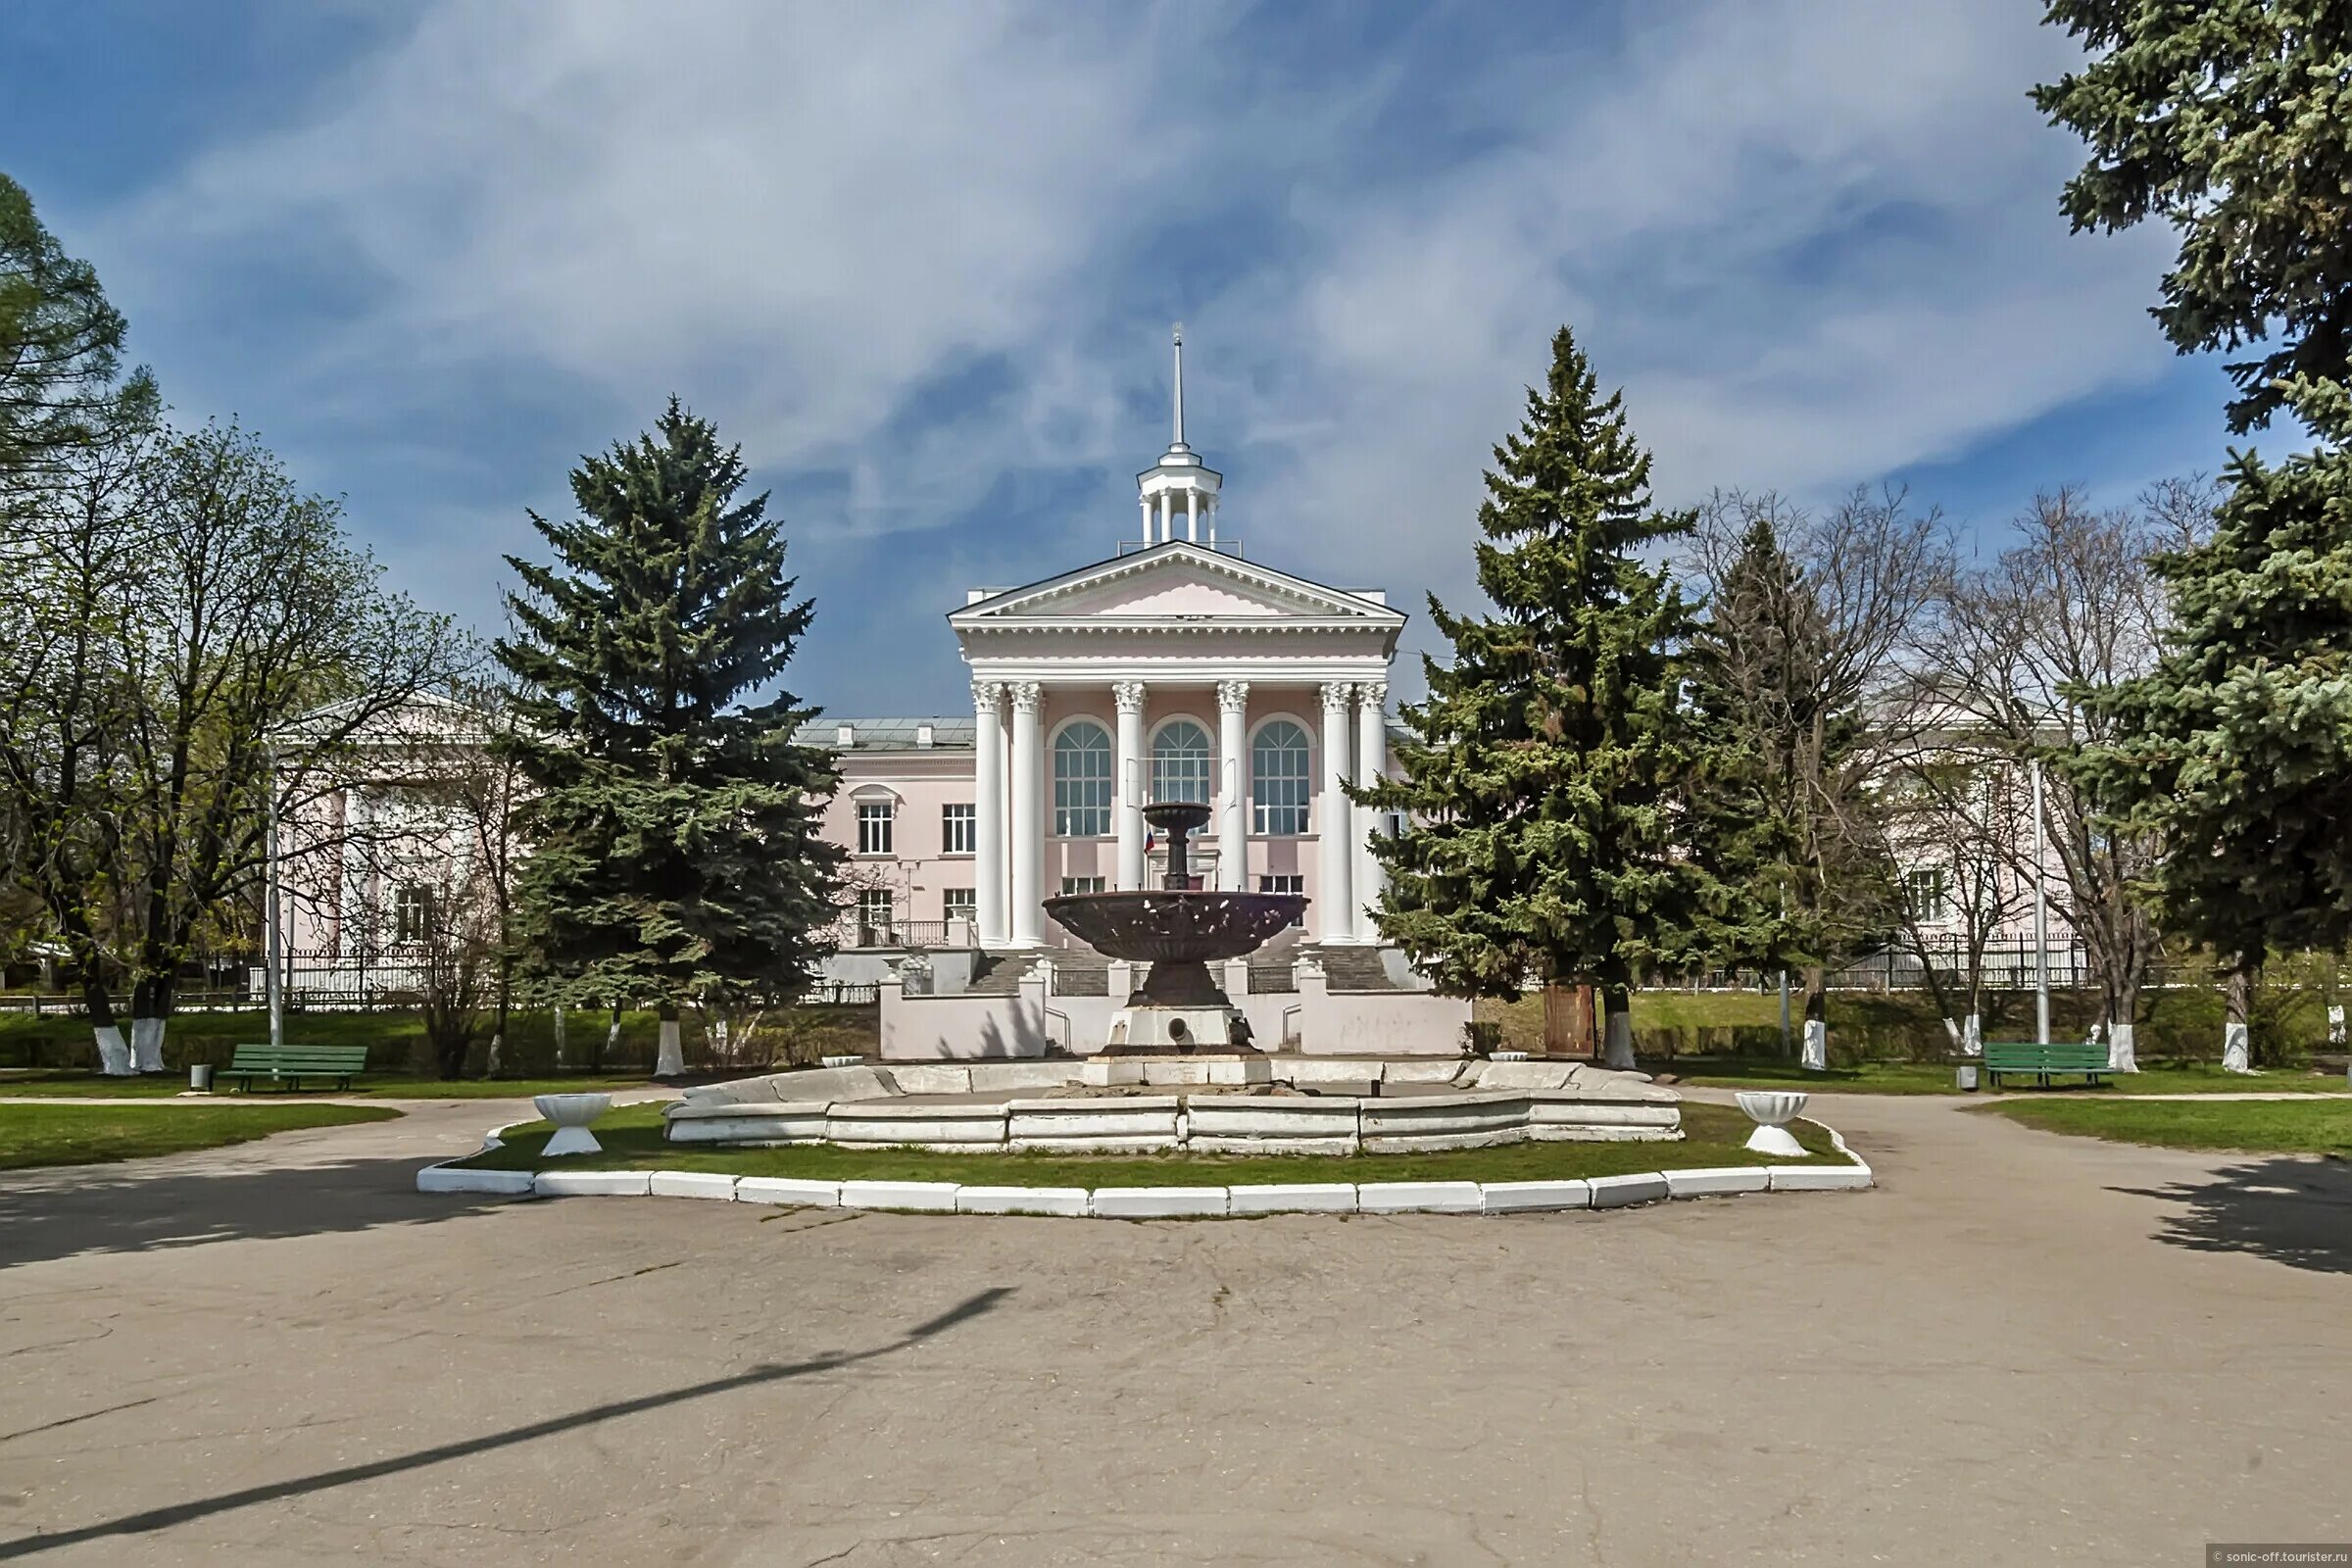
{"left": 0, "top": 1092, "right": 2346, "bottom": 1565}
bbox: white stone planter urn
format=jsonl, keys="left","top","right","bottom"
{"left": 535, "top": 1093, "right": 613, "bottom": 1157}
{"left": 1736, "top": 1091, "right": 1809, "bottom": 1158}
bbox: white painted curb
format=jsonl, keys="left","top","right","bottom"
{"left": 414, "top": 1118, "right": 1875, "bottom": 1217}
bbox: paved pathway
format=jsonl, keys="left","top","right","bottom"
{"left": 1, "top": 1093, "right": 2347, "bottom": 1565}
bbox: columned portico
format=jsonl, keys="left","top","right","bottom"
{"left": 1007, "top": 681, "right": 1044, "bottom": 947}
{"left": 1317, "top": 681, "right": 1355, "bottom": 944}
{"left": 973, "top": 681, "right": 1007, "bottom": 946}
{"left": 1216, "top": 679, "right": 1249, "bottom": 892}
{"left": 1113, "top": 680, "right": 1147, "bottom": 891}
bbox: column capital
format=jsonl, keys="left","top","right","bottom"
{"left": 1319, "top": 681, "right": 1353, "bottom": 715}
{"left": 1356, "top": 679, "right": 1387, "bottom": 710}
{"left": 1112, "top": 679, "right": 1148, "bottom": 714}
{"left": 1007, "top": 680, "right": 1044, "bottom": 714}
{"left": 971, "top": 678, "right": 1004, "bottom": 710}
{"left": 1216, "top": 678, "right": 1250, "bottom": 715}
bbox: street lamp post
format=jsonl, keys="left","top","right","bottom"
{"left": 2032, "top": 758, "right": 2050, "bottom": 1047}
{"left": 264, "top": 749, "right": 284, "bottom": 1052}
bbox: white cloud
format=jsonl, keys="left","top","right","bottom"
{"left": 92, "top": 0, "right": 2192, "bottom": 708}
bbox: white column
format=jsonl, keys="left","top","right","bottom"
{"left": 972, "top": 681, "right": 1007, "bottom": 947}
{"left": 1187, "top": 489, "right": 1200, "bottom": 543}
{"left": 1155, "top": 493, "right": 1170, "bottom": 542}
{"left": 1217, "top": 679, "right": 1249, "bottom": 891}
{"left": 1113, "top": 679, "right": 1148, "bottom": 891}
{"left": 1317, "top": 682, "right": 1354, "bottom": 944}
{"left": 1008, "top": 681, "right": 1045, "bottom": 946}
{"left": 339, "top": 787, "right": 370, "bottom": 960}
{"left": 1354, "top": 681, "right": 1388, "bottom": 932}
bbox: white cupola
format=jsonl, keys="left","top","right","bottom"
{"left": 1136, "top": 323, "right": 1223, "bottom": 547}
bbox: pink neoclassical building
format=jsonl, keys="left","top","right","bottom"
{"left": 810, "top": 330, "right": 1410, "bottom": 965}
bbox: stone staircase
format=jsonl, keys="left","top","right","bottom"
{"left": 1302, "top": 944, "right": 1410, "bottom": 992}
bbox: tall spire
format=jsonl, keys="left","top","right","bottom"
{"left": 1172, "top": 322, "right": 1186, "bottom": 450}
{"left": 1135, "top": 320, "right": 1221, "bottom": 548}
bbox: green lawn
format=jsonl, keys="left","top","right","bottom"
{"left": 455, "top": 1101, "right": 1848, "bottom": 1185}
{"left": 0, "top": 1102, "right": 403, "bottom": 1171}
{"left": 1980, "top": 1097, "right": 2352, "bottom": 1158}
{"left": 0, "top": 1069, "right": 678, "bottom": 1101}
{"left": 1665, "top": 1058, "right": 2352, "bottom": 1097}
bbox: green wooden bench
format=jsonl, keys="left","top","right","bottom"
{"left": 222, "top": 1044, "right": 368, "bottom": 1093}
{"left": 1982, "top": 1040, "right": 2110, "bottom": 1089}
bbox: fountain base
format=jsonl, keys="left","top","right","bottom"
{"left": 1080, "top": 1052, "right": 1274, "bottom": 1088}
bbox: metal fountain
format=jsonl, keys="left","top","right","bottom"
{"left": 1043, "top": 800, "right": 1307, "bottom": 1055}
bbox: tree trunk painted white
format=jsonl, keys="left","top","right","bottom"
{"left": 2224, "top": 963, "right": 2254, "bottom": 1072}
{"left": 1800, "top": 1018, "right": 1828, "bottom": 1072}
{"left": 712, "top": 1017, "right": 731, "bottom": 1067}
{"left": 2108, "top": 1020, "right": 2137, "bottom": 1073}
{"left": 485, "top": 1033, "right": 503, "bottom": 1077}
{"left": 130, "top": 1016, "right": 167, "bottom": 1074}
{"left": 1601, "top": 1010, "right": 1635, "bottom": 1071}
{"left": 1962, "top": 1014, "right": 1982, "bottom": 1056}
{"left": 2328, "top": 1004, "right": 2345, "bottom": 1047}
{"left": 656, "top": 1018, "right": 684, "bottom": 1078}
{"left": 553, "top": 1005, "right": 566, "bottom": 1067}
{"left": 92, "top": 1025, "right": 132, "bottom": 1076}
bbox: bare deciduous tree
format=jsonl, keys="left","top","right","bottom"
{"left": 1935, "top": 481, "right": 2215, "bottom": 1070}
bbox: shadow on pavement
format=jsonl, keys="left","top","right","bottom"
{"left": 0, "top": 1155, "right": 514, "bottom": 1268}
{"left": 0, "top": 1287, "right": 1012, "bottom": 1560}
{"left": 2117, "top": 1156, "right": 2352, "bottom": 1274}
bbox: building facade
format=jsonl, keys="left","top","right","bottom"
{"left": 814, "top": 329, "right": 1410, "bottom": 961}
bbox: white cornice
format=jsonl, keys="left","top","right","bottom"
{"left": 949, "top": 541, "right": 1404, "bottom": 628}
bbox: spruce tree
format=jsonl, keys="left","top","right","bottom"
{"left": 1353, "top": 326, "right": 1702, "bottom": 1069}
{"left": 497, "top": 400, "right": 842, "bottom": 1076}
{"left": 1683, "top": 508, "right": 1894, "bottom": 1065}
{"left": 2042, "top": 2, "right": 2352, "bottom": 1057}
{"left": 2075, "top": 447, "right": 2352, "bottom": 1002}
{"left": 1684, "top": 514, "right": 1817, "bottom": 976}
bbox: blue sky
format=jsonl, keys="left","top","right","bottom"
{"left": 2, "top": 0, "right": 2249, "bottom": 714}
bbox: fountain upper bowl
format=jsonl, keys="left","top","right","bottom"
{"left": 1043, "top": 889, "right": 1309, "bottom": 962}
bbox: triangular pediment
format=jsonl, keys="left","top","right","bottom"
{"left": 952, "top": 543, "right": 1400, "bottom": 626}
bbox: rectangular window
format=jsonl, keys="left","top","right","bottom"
{"left": 943, "top": 887, "right": 977, "bottom": 921}
{"left": 941, "top": 803, "right": 977, "bottom": 855}
{"left": 1258, "top": 874, "right": 1305, "bottom": 927}
{"left": 1903, "top": 868, "right": 1948, "bottom": 923}
{"left": 857, "top": 800, "right": 894, "bottom": 856}
{"left": 394, "top": 883, "right": 434, "bottom": 944}
{"left": 1059, "top": 876, "right": 1106, "bottom": 896}
{"left": 857, "top": 887, "right": 894, "bottom": 944}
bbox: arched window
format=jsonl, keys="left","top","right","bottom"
{"left": 1054, "top": 720, "right": 1112, "bottom": 836}
{"left": 1151, "top": 719, "right": 1212, "bottom": 808}
{"left": 1250, "top": 719, "right": 1311, "bottom": 835}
